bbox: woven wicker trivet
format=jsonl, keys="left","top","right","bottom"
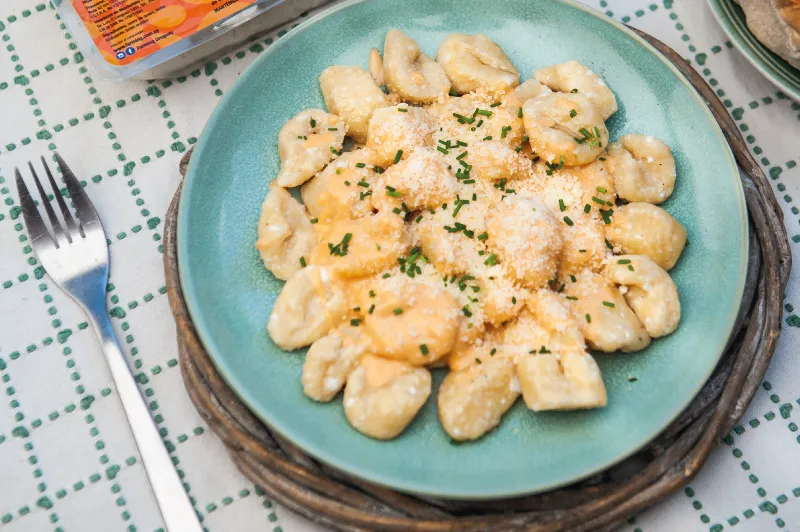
{"left": 162, "top": 28, "right": 791, "bottom": 532}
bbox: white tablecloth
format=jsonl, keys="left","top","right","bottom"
{"left": 0, "top": 0, "right": 798, "bottom": 530}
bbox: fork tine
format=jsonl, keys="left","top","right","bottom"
{"left": 28, "top": 161, "right": 70, "bottom": 244}
{"left": 55, "top": 152, "right": 101, "bottom": 231}
{"left": 42, "top": 156, "right": 82, "bottom": 238}
{"left": 15, "top": 168, "right": 57, "bottom": 248}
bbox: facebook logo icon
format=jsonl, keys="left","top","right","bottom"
{"left": 126, "top": 46, "right": 136, "bottom": 56}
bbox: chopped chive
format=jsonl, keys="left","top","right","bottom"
{"left": 512, "top": 296, "right": 517, "bottom": 304}
{"left": 462, "top": 306, "right": 473, "bottom": 317}
{"left": 592, "top": 196, "right": 606, "bottom": 205}
{"left": 477, "top": 232, "right": 488, "bottom": 241}
{"left": 368, "top": 304, "right": 375, "bottom": 314}
{"left": 599, "top": 156, "right": 606, "bottom": 161}
{"left": 585, "top": 313, "right": 591, "bottom": 323}
{"left": 393, "top": 150, "right": 403, "bottom": 164}
{"left": 344, "top": 180, "right": 351, "bottom": 186}
{"left": 336, "top": 168, "right": 342, "bottom": 175}
{"left": 437, "top": 146, "right": 449, "bottom": 155}
{"left": 385, "top": 186, "right": 402, "bottom": 198}
{"left": 501, "top": 125, "right": 510, "bottom": 139}
{"left": 570, "top": 88, "right": 578, "bottom": 93}
{"left": 397, "top": 107, "right": 408, "bottom": 112}
{"left": 382, "top": 273, "right": 390, "bottom": 278}
{"left": 628, "top": 265, "right": 635, "bottom": 271}
{"left": 392, "top": 207, "right": 402, "bottom": 214}
{"left": 330, "top": 146, "right": 339, "bottom": 155}
{"left": 359, "top": 191, "right": 372, "bottom": 200}
{"left": 490, "top": 101, "right": 502, "bottom": 108}
{"left": 310, "top": 118, "right": 316, "bottom": 128}
{"left": 578, "top": 249, "right": 586, "bottom": 253}
{"left": 514, "top": 145, "right": 523, "bottom": 152}
{"left": 419, "top": 344, "right": 429, "bottom": 355}
{"left": 463, "top": 179, "right": 476, "bottom": 184}
{"left": 483, "top": 253, "right": 497, "bottom": 266}
{"left": 517, "top": 107, "right": 523, "bottom": 118}
{"left": 415, "top": 214, "right": 423, "bottom": 223}
{"left": 369, "top": 290, "right": 376, "bottom": 297}
{"left": 559, "top": 199, "right": 566, "bottom": 212}
{"left": 449, "top": 88, "right": 459, "bottom": 96}
{"left": 328, "top": 232, "right": 353, "bottom": 256}
{"left": 563, "top": 216, "right": 574, "bottom": 226}
{"left": 373, "top": 166, "right": 384, "bottom": 174}
{"left": 490, "top": 348, "right": 497, "bottom": 356}
{"left": 602, "top": 301, "right": 615, "bottom": 308}
{"left": 457, "top": 151, "right": 468, "bottom": 160}
{"left": 453, "top": 113, "right": 475, "bottom": 124}
{"left": 566, "top": 296, "right": 578, "bottom": 301}
{"left": 569, "top": 109, "right": 577, "bottom": 118}
{"left": 617, "top": 259, "right": 632, "bottom": 264}
{"left": 476, "top": 109, "right": 493, "bottom": 117}
{"left": 310, "top": 218, "right": 318, "bottom": 224}
{"left": 328, "top": 127, "right": 338, "bottom": 131}
{"left": 355, "top": 162, "right": 366, "bottom": 168}
{"left": 393, "top": 308, "right": 403, "bottom": 315}
{"left": 584, "top": 204, "right": 591, "bottom": 213}
{"left": 357, "top": 180, "right": 369, "bottom": 188}
{"left": 299, "top": 257, "right": 307, "bottom": 268}
{"left": 570, "top": 274, "right": 576, "bottom": 282}
{"left": 350, "top": 318, "right": 361, "bottom": 326}
{"left": 596, "top": 186, "right": 607, "bottom": 193}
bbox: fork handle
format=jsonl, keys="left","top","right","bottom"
{"left": 88, "top": 309, "right": 204, "bottom": 532}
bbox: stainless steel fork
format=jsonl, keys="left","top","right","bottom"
{"left": 15, "top": 154, "right": 203, "bottom": 532}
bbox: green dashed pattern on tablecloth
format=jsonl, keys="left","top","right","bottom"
{"left": 1, "top": 1, "right": 800, "bottom": 531}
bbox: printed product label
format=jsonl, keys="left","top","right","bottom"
{"left": 71, "top": 0, "right": 257, "bottom": 66}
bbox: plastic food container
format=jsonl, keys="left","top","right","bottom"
{"left": 54, "top": 0, "right": 331, "bottom": 81}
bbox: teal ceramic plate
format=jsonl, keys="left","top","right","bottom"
{"left": 179, "top": 0, "right": 748, "bottom": 498}
{"left": 708, "top": 0, "right": 800, "bottom": 101}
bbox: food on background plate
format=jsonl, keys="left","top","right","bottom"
{"left": 734, "top": 0, "right": 800, "bottom": 70}
{"left": 255, "top": 30, "right": 686, "bottom": 442}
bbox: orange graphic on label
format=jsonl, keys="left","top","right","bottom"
{"left": 71, "top": 0, "right": 257, "bottom": 66}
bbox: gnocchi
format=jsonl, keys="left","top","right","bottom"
{"left": 564, "top": 272, "right": 650, "bottom": 353}
{"left": 302, "top": 326, "right": 369, "bottom": 402}
{"left": 383, "top": 30, "right": 450, "bottom": 103}
{"left": 534, "top": 60, "right": 618, "bottom": 120}
{"left": 606, "top": 135, "right": 676, "bottom": 204}
{"left": 262, "top": 33, "right": 686, "bottom": 442}
{"left": 437, "top": 34, "right": 519, "bottom": 95}
{"left": 604, "top": 255, "right": 681, "bottom": 338}
{"left": 605, "top": 202, "right": 687, "bottom": 270}
{"left": 344, "top": 355, "right": 432, "bottom": 439}
{"left": 486, "top": 194, "right": 563, "bottom": 289}
{"left": 367, "top": 104, "right": 437, "bottom": 167}
{"left": 523, "top": 92, "right": 609, "bottom": 166}
{"left": 438, "top": 357, "right": 520, "bottom": 441}
{"left": 319, "top": 66, "right": 389, "bottom": 144}
{"left": 267, "top": 265, "right": 348, "bottom": 350}
{"left": 255, "top": 185, "right": 317, "bottom": 281}
{"left": 517, "top": 350, "right": 607, "bottom": 411}
{"left": 275, "top": 109, "right": 346, "bottom": 188}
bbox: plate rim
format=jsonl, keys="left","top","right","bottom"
{"left": 707, "top": 0, "right": 800, "bottom": 101}
{"left": 178, "top": 0, "right": 749, "bottom": 498}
